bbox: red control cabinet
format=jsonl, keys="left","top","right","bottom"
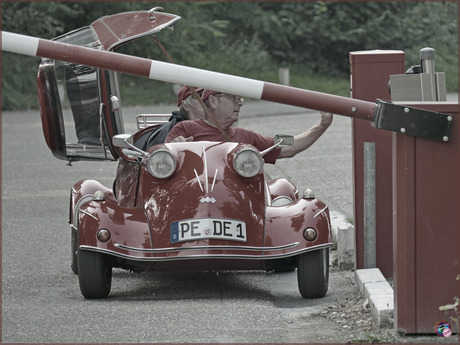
{"left": 350, "top": 50, "right": 459, "bottom": 333}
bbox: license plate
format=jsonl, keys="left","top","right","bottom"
{"left": 171, "top": 218, "right": 246, "bottom": 243}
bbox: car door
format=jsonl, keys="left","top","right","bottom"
{"left": 37, "top": 8, "right": 181, "bottom": 162}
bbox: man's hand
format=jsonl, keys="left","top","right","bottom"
{"left": 278, "top": 112, "right": 334, "bottom": 159}
{"left": 319, "top": 112, "right": 333, "bottom": 127}
{"left": 171, "top": 136, "right": 194, "bottom": 142}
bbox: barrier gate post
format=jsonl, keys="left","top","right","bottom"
{"left": 350, "top": 50, "right": 405, "bottom": 277}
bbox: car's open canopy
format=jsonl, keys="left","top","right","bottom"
{"left": 37, "top": 8, "right": 181, "bottom": 162}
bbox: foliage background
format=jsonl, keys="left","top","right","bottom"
{"left": 2, "top": 1, "right": 458, "bottom": 110}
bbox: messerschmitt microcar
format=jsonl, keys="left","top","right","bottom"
{"left": 36, "top": 8, "right": 332, "bottom": 299}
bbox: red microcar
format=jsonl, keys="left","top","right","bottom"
{"left": 37, "top": 8, "right": 332, "bottom": 299}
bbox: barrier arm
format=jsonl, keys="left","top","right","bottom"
{"left": 1, "top": 31, "right": 453, "bottom": 142}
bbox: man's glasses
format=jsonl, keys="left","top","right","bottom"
{"left": 216, "top": 93, "right": 244, "bottom": 104}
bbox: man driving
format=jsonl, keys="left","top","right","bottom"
{"left": 165, "top": 89, "right": 333, "bottom": 164}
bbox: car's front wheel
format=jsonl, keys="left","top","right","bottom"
{"left": 297, "top": 248, "right": 329, "bottom": 298}
{"left": 78, "top": 250, "right": 112, "bottom": 299}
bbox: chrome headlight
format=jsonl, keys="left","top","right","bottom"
{"left": 234, "top": 148, "right": 263, "bottom": 178}
{"left": 147, "top": 149, "right": 176, "bottom": 178}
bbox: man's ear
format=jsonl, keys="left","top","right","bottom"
{"left": 208, "top": 95, "right": 218, "bottom": 109}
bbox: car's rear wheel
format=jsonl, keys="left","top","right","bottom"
{"left": 78, "top": 250, "right": 112, "bottom": 299}
{"left": 297, "top": 248, "right": 329, "bottom": 298}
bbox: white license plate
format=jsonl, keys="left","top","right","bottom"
{"left": 170, "top": 218, "right": 246, "bottom": 243}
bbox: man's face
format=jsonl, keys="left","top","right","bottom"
{"left": 212, "top": 94, "right": 244, "bottom": 128}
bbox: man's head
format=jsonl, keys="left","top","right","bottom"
{"left": 201, "top": 90, "right": 244, "bottom": 129}
{"left": 177, "top": 86, "right": 204, "bottom": 120}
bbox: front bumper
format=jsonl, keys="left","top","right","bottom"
{"left": 80, "top": 242, "right": 333, "bottom": 262}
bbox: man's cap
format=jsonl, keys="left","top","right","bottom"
{"left": 177, "top": 86, "right": 203, "bottom": 106}
{"left": 201, "top": 89, "right": 220, "bottom": 102}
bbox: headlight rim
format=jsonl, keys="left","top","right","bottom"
{"left": 233, "top": 147, "right": 264, "bottom": 178}
{"left": 147, "top": 148, "right": 177, "bottom": 179}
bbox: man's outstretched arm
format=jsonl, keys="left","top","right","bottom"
{"left": 278, "top": 112, "right": 333, "bottom": 159}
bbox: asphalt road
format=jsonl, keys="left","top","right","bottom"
{"left": 2, "top": 104, "right": 454, "bottom": 343}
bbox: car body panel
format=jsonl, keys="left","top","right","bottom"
{"left": 73, "top": 140, "right": 332, "bottom": 270}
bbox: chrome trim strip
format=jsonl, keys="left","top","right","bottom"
{"left": 194, "top": 169, "right": 203, "bottom": 192}
{"left": 265, "top": 182, "right": 272, "bottom": 206}
{"left": 211, "top": 169, "right": 218, "bottom": 192}
{"left": 79, "top": 243, "right": 333, "bottom": 262}
{"left": 79, "top": 209, "right": 99, "bottom": 221}
{"left": 114, "top": 241, "right": 300, "bottom": 253}
{"left": 73, "top": 194, "right": 97, "bottom": 230}
{"left": 314, "top": 205, "right": 329, "bottom": 219}
{"left": 195, "top": 146, "right": 218, "bottom": 195}
{"left": 271, "top": 196, "right": 294, "bottom": 206}
{"left": 202, "top": 145, "right": 209, "bottom": 193}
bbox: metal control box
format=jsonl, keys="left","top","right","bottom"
{"left": 390, "top": 48, "right": 447, "bottom": 101}
{"left": 390, "top": 72, "right": 446, "bottom": 101}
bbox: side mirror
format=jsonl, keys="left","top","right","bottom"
{"left": 112, "top": 134, "right": 134, "bottom": 148}
{"left": 260, "top": 134, "right": 295, "bottom": 157}
{"left": 274, "top": 134, "right": 294, "bottom": 147}
{"left": 113, "top": 134, "right": 149, "bottom": 159}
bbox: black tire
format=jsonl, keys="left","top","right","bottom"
{"left": 297, "top": 248, "right": 329, "bottom": 298}
{"left": 78, "top": 250, "right": 112, "bottom": 299}
{"left": 71, "top": 228, "right": 78, "bottom": 274}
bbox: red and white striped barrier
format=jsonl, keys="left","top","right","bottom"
{"left": 2, "top": 30, "right": 375, "bottom": 120}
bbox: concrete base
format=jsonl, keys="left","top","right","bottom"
{"left": 330, "top": 211, "right": 355, "bottom": 269}
{"left": 337, "top": 224, "right": 355, "bottom": 269}
{"left": 355, "top": 268, "right": 394, "bottom": 329}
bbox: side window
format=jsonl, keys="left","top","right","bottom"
{"left": 64, "top": 63, "right": 100, "bottom": 145}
